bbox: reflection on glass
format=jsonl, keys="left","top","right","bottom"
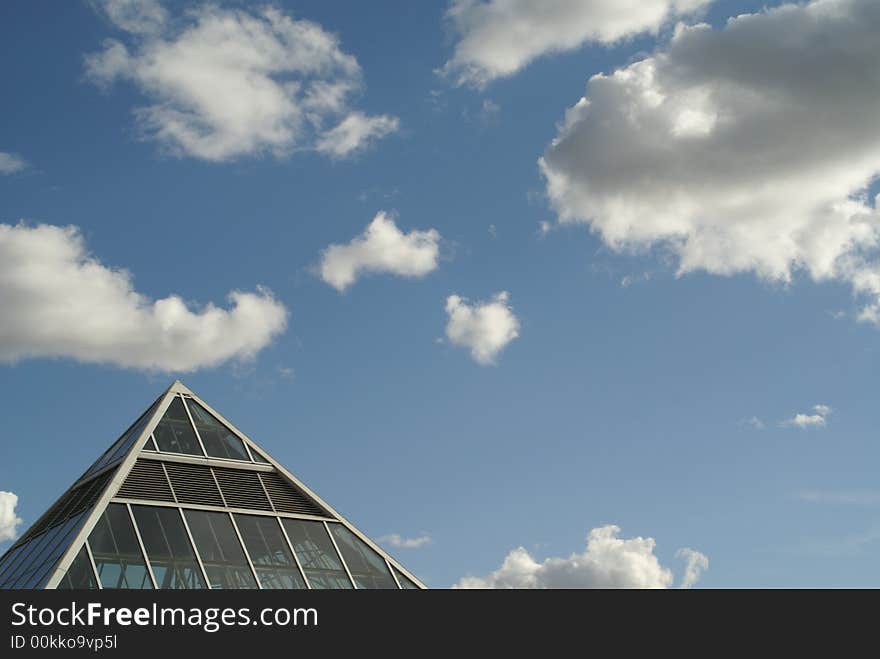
{"left": 392, "top": 565, "right": 420, "bottom": 589}
{"left": 328, "top": 524, "right": 397, "bottom": 589}
{"left": 152, "top": 397, "right": 203, "bottom": 456}
{"left": 281, "top": 519, "right": 352, "bottom": 589}
{"left": 57, "top": 546, "right": 97, "bottom": 589}
{"left": 88, "top": 504, "right": 152, "bottom": 589}
{"left": 183, "top": 510, "right": 256, "bottom": 589}
{"left": 250, "top": 449, "right": 270, "bottom": 464}
{"left": 131, "top": 506, "right": 205, "bottom": 590}
{"left": 85, "top": 399, "right": 160, "bottom": 476}
{"left": 2, "top": 514, "right": 86, "bottom": 589}
{"left": 185, "top": 400, "right": 250, "bottom": 461}
{"left": 234, "top": 515, "right": 306, "bottom": 589}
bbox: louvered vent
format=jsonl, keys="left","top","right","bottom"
{"left": 259, "top": 472, "right": 329, "bottom": 517}
{"left": 213, "top": 468, "right": 272, "bottom": 511}
{"left": 116, "top": 460, "right": 174, "bottom": 502}
{"left": 163, "top": 463, "right": 225, "bottom": 507}
{"left": 16, "top": 470, "right": 115, "bottom": 546}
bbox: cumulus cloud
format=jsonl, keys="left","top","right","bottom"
{"left": 85, "top": 2, "right": 398, "bottom": 161}
{"left": 540, "top": 0, "right": 880, "bottom": 324}
{"left": 783, "top": 404, "right": 832, "bottom": 429}
{"left": 675, "top": 547, "right": 709, "bottom": 589}
{"left": 319, "top": 212, "right": 441, "bottom": 291}
{"left": 442, "top": 0, "right": 711, "bottom": 86}
{"left": 0, "top": 152, "right": 28, "bottom": 175}
{"left": 0, "top": 492, "right": 23, "bottom": 543}
{"left": 378, "top": 533, "right": 433, "bottom": 549}
{"left": 0, "top": 223, "right": 287, "bottom": 372}
{"left": 455, "top": 525, "right": 707, "bottom": 588}
{"left": 445, "top": 291, "right": 519, "bottom": 365}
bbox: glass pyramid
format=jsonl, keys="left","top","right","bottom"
{"left": 0, "top": 381, "right": 425, "bottom": 590}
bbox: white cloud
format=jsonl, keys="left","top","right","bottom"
{"left": 445, "top": 291, "right": 519, "bottom": 365}
{"left": 783, "top": 404, "right": 832, "bottom": 429}
{"left": 0, "top": 492, "right": 23, "bottom": 543}
{"left": 0, "top": 223, "right": 287, "bottom": 372}
{"left": 540, "top": 0, "right": 880, "bottom": 324}
{"left": 675, "top": 547, "right": 709, "bottom": 589}
{"left": 315, "top": 112, "right": 399, "bottom": 158}
{"left": 319, "top": 212, "right": 441, "bottom": 291}
{"left": 455, "top": 525, "right": 707, "bottom": 588}
{"left": 85, "top": 3, "right": 398, "bottom": 161}
{"left": 0, "top": 152, "right": 27, "bottom": 175}
{"left": 93, "top": 0, "right": 167, "bottom": 34}
{"left": 743, "top": 416, "right": 765, "bottom": 430}
{"left": 442, "top": 0, "right": 711, "bottom": 86}
{"left": 379, "top": 533, "right": 433, "bottom": 549}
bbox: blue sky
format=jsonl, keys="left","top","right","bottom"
{"left": 2, "top": 0, "right": 880, "bottom": 588}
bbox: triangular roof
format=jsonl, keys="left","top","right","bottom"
{"left": 0, "top": 381, "right": 425, "bottom": 589}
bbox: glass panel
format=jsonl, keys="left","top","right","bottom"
{"left": 250, "top": 448, "right": 270, "bottom": 464}
{"left": 392, "top": 565, "right": 420, "bottom": 589}
{"left": 185, "top": 400, "right": 249, "bottom": 461}
{"left": 56, "top": 546, "right": 97, "bottom": 590}
{"left": 131, "top": 506, "right": 205, "bottom": 590}
{"left": 3, "top": 514, "right": 85, "bottom": 589}
{"left": 233, "top": 515, "right": 305, "bottom": 589}
{"left": 15, "top": 515, "right": 88, "bottom": 589}
{"left": 142, "top": 436, "right": 158, "bottom": 452}
{"left": 84, "top": 398, "right": 161, "bottom": 477}
{"left": 328, "top": 524, "right": 397, "bottom": 589}
{"left": 88, "top": 504, "right": 152, "bottom": 589}
{"left": 153, "top": 397, "right": 203, "bottom": 456}
{"left": 281, "top": 519, "right": 352, "bottom": 589}
{"left": 184, "top": 510, "right": 256, "bottom": 589}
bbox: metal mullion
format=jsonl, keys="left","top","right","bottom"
{"left": 84, "top": 541, "right": 102, "bottom": 590}
{"left": 277, "top": 517, "right": 311, "bottom": 590}
{"left": 241, "top": 441, "right": 256, "bottom": 463}
{"left": 180, "top": 396, "right": 209, "bottom": 458}
{"left": 386, "top": 559, "right": 402, "bottom": 589}
{"left": 209, "top": 468, "right": 228, "bottom": 507}
{"left": 228, "top": 513, "right": 262, "bottom": 589}
{"left": 256, "top": 473, "right": 276, "bottom": 512}
{"left": 160, "top": 463, "right": 179, "bottom": 503}
{"left": 125, "top": 504, "right": 158, "bottom": 590}
{"left": 178, "top": 509, "right": 211, "bottom": 589}
{"left": 323, "top": 521, "right": 356, "bottom": 589}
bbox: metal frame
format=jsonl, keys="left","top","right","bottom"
{"left": 126, "top": 503, "right": 158, "bottom": 589}
{"left": 27, "top": 380, "right": 426, "bottom": 590}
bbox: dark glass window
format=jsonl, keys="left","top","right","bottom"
{"left": 328, "top": 524, "right": 397, "bottom": 589}
{"left": 88, "top": 504, "right": 152, "bottom": 589}
{"left": 131, "top": 506, "right": 205, "bottom": 590}
{"left": 152, "top": 397, "right": 203, "bottom": 456}
{"left": 183, "top": 510, "right": 256, "bottom": 589}
{"left": 142, "top": 436, "right": 158, "bottom": 452}
{"left": 250, "top": 449, "right": 270, "bottom": 464}
{"left": 233, "top": 515, "right": 305, "bottom": 589}
{"left": 281, "top": 519, "right": 352, "bottom": 589}
{"left": 57, "top": 545, "right": 97, "bottom": 590}
{"left": 392, "top": 565, "right": 420, "bottom": 589}
{"left": 185, "top": 400, "right": 249, "bottom": 461}
{"left": 84, "top": 398, "right": 161, "bottom": 477}
{"left": 3, "top": 514, "right": 86, "bottom": 589}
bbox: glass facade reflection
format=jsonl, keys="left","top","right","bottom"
{"left": 89, "top": 504, "right": 152, "bottom": 589}
{"left": 234, "top": 514, "right": 306, "bottom": 589}
{"left": 153, "top": 397, "right": 203, "bottom": 456}
{"left": 131, "top": 506, "right": 205, "bottom": 589}
{"left": 186, "top": 400, "right": 250, "bottom": 461}
{"left": 57, "top": 546, "right": 97, "bottom": 590}
{"left": 281, "top": 519, "right": 353, "bottom": 589}
{"left": 184, "top": 510, "right": 256, "bottom": 589}
{"left": 328, "top": 524, "right": 397, "bottom": 589}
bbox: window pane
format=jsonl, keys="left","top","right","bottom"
{"left": 281, "top": 519, "right": 352, "bottom": 589}
{"left": 234, "top": 515, "right": 305, "bottom": 589}
{"left": 184, "top": 510, "right": 256, "bottom": 589}
{"left": 57, "top": 546, "right": 97, "bottom": 590}
{"left": 392, "top": 565, "right": 420, "bottom": 589}
{"left": 185, "top": 400, "right": 249, "bottom": 461}
{"left": 88, "top": 504, "right": 152, "bottom": 589}
{"left": 142, "top": 435, "right": 158, "bottom": 452}
{"left": 131, "top": 506, "right": 205, "bottom": 590}
{"left": 84, "top": 398, "right": 161, "bottom": 477}
{"left": 328, "top": 524, "right": 397, "bottom": 589}
{"left": 4, "top": 514, "right": 86, "bottom": 589}
{"left": 250, "top": 449, "right": 270, "bottom": 464}
{"left": 153, "top": 397, "right": 203, "bottom": 456}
